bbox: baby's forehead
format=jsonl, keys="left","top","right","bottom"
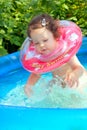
{"left": 38, "top": 29, "right": 52, "bottom": 38}
{"left": 31, "top": 28, "right": 50, "bottom": 39}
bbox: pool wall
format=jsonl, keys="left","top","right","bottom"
{"left": 0, "top": 37, "right": 87, "bottom": 130}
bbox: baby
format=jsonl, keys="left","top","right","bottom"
{"left": 21, "top": 14, "right": 87, "bottom": 96}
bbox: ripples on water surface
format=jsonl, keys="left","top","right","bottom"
{"left": 0, "top": 66, "right": 87, "bottom": 108}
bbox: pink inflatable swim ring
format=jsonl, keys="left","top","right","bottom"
{"left": 20, "top": 20, "right": 82, "bottom": 74}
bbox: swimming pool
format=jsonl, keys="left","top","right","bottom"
{"left": 0, "top": 37, "right": 87, "bottom": 130}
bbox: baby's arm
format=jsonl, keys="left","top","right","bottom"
{"left": 64, "top": 55, "right": 86, "bottom": 87}
{"left": 24, "top": 73, "right": 41, "bottom": 96}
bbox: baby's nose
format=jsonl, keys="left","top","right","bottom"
{"left": 40, "top": 42, "right": 44, "bottom": 47}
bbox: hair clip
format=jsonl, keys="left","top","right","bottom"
{"left": 41, "top": 18, "right": 46, "bottom": 27}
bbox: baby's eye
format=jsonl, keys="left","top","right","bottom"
{"left": 43, "top": 39, "right": 48, "bottom": 42}
{"left": 34, "top": 42, "right": 39, "bottom": 45}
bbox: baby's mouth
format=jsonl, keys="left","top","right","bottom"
{"left": 40, "top": 48, "right": 46, "bottom": 53}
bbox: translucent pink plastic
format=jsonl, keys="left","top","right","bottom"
{"left": 20, "top": 20, "right": 82, "bottom": 74}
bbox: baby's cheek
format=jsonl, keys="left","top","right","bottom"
{"left": 35, "top": 47, "right": 40, "bottom": 53}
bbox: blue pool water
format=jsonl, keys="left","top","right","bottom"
{"left": 0, "top": 66, "right": 87, "bottom": 108}
{"left": 0, "top": 37, "right": 87, "bottom": 130}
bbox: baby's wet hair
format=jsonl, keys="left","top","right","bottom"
{"left": 27, "top": 14, "right": 60, "bottom": 38}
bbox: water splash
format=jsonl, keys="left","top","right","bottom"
{"left": 0, "top": 73, "right": 87, "bottom": 108}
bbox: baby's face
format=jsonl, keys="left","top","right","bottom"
{"left": 30, "top": 28, "right": 58, "bottom": 55}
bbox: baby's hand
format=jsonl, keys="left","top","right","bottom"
{"left": 64, "top": 72, "right": 79, "bottom": 88}
{"left": 24, "top": 85, "right": 32, "bottom": 97}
